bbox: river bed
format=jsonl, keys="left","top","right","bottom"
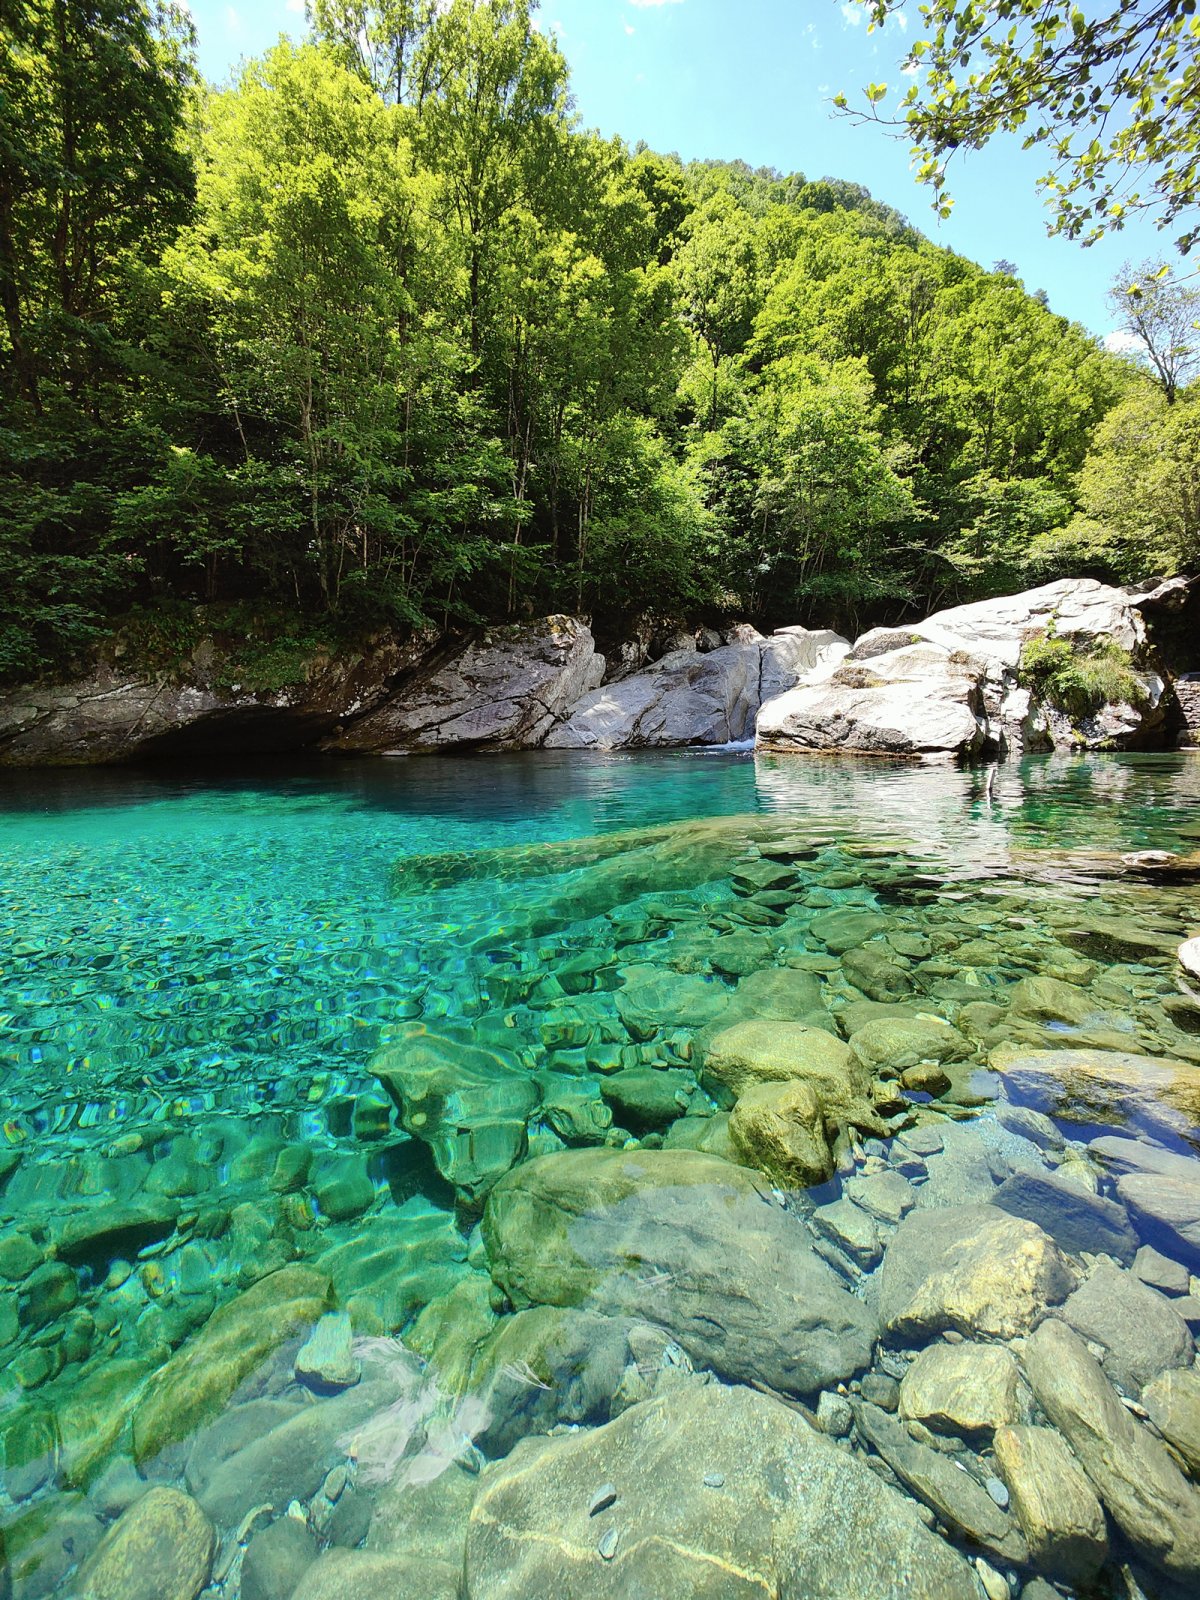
{"left": 1, "top": 751, "right": 1199, "bottom": 1599}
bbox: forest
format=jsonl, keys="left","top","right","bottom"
{"left": 1, "top": 0, "right": 1197, "bottom": 683}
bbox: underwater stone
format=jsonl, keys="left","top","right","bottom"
{"left": 295, "top": 1311, "right": 360, "bottom": 1393}
{"left": 849, "top": 1017, "right": 967, "bottom": 1076}
{"left": 880, "top": 1204, "right": 1076, "bottom": 1341}
{"left": 598, "top": 1068, "right": 694, "bottom": 1133}
{"left": 729, "top": 1078, "right": 833, "bottom": 1188}
{"left": 59, "top": 1357, "right": 156, "bottom": 1488}
{"left": 991, "top": 1424, "right": 1107, "bottom": 1587}
{"left": 1133, "top": 1244, "right": 1191, "bottom": 1296}
{"left": 1141, "top": 1366, "right": 1200, "bottom": 1476}
{"left": 898, "top": 1342, "right": 1022, "bottom": 1441}
{"left": 1023, "top": 1318, "right": 1200, "bottom": 1583}
{"left": 313, "top": 1156, "right": 375, "bottom": 1222}
{"left": 992, "top": 1044, "right": 1200, "bottom": 1138}
{"left": 290, "top": 1549, "right": 460, "bottom": 1600}
{"left": 702, "top": 1019, "right": 868, "bottom": 1115}
{"left": 1058, "top": 1260, "right": 1193, "bottom": 1395}
{"left": 465, "top": 1305, "right": 646, "bottom": 1456}
{"left": 241, "top": 1515, "right": 319, "bottom": 1600}
{"left": 371, "top": 1026, "right": 540, "bottom": 1202}
{"left": 1008, "top": 975, "right": 1098, "bottom": 1027}
{"left": 810, "top": 1197, "right": 884, "bottom": 1270}
{"left": 841, "top": 944, "right": 914, "bottom": 1003}
{"left": 482, "top": 1147, "right": 875, "bottom": 1396}
{"left": 992, "top": 1169, "right": 1137, "bottom": 1264}
{"left": 0, "top": 1232, "right": 43, "bottom": 1282}
{"left": 315, "top": 1206, "right": 469, "bottom": 1333}
{"left": 810, "top": 908, "right": 891, "bottom": 953}
{"left": 132, "top": 1266, "right": 332, "bottom": 1465}
{"left": 732, "top": 965, "right": 824, "bottom": 1018}
{"left": 17, "top": 1261, "right": 77, "bottom": 1331}
{"left": 74, "top": 1486, "right": 214, "bottom": 1600}
{"left": 614, "top": 965, "right": 730, "bottom": 1040}
{"left": 463, "top": 1382, "right": 980, "bottom": 1600}
{"left": 3, "top": 1492, "right": 104, "bottom": 1599}
{"left": 854, "top": 1401, "right": 1027, "bottom": 1565}
{"left": 406, "top": 1275, "right": 497, "bottom": 1397}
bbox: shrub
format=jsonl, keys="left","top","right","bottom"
{"left": 1020, "top": 632, "right": 1149, "bottom": 719}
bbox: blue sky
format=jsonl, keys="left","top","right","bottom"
{"left": 184, "top": 0, "right": 1182, "bottom": 341}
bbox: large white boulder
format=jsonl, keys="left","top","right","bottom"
{"left": 545, "top": 627, "right": 848, "bottom": 750}
{"left": 757, "top": 579, "right": 1169, "bottom": 761}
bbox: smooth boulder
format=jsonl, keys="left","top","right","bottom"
{"left": 482, "top": 1148, "right": 876, "bottom": 1395}
{"left": 879, "top": 1204, "right": 1075, "bottom": 1340}
{"left": 464, "top": 1382, "right": 982, "bottom": 1599}
{"left": 1023, "top": 1318, "right": 1200, "bottom": 1583}
{"left": 73, "top": 1488, "right": 214, "bottom": 1600}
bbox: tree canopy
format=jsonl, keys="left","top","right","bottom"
{"left": 0, "top": 0, "right": 1193, "bottom": 683}
{"left": 843, "top": 1, "right": 1200, "bottom": 251}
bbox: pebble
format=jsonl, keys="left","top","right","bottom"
{"left": 702, "top": 1472, "right": 725, "bottom": 1489}
{"left": 588, "top": 1483, "right": 617, "bottom": 1516}
{"left": 597, "top": 1527, "right": 619, "bottom": 1560}
{"left": 816, "top": 1391, "right": 854, "bottom": 1438}
{"left": 984, "top": 1475, "right": 1009, "bottom": 1508}
{"left": 975, "top": 1557, "right": 1009, "bottom": 1600}
{"left": 322, "top": 1466, "right": 347, "bottom": 1503}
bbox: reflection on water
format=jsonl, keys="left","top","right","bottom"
{"left": 0, "top": 751, "right": 1199, "bottom": 1599}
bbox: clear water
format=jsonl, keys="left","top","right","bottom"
{"left": 1, "top": 751, "right": 1199, "bottom": 1598}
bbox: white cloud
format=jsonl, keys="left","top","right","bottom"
{"left": 225, "top": 4, "right": 241, "bottom": 31}
{"left": 625, "top": 23, "right": 635, "bottom": 34}
{"left": 1103, "top": 329, "right": 1147, "bottom": 356}
{"left": 840, "top": 3, "right": 866, "bottom": 25}
{"left": 286, "top": 0, "right": 304, "bottom": 12}
{"left": 896, "top": 11, "right": 908, "bottom": 29}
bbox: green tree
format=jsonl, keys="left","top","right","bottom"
{"left": 842, "top": 1, "right": 1200, "bottom": 250}
{"left": 309, "top": 0, "right": 438, "bottom": 105}
{"left": 1045, "top": 385, "right": 1200, "bottom": 576}
{"left": 674, "top": 190, "right": 759, "bottom": 431}
{"left": 1109, "top": 260, "right": 1200, "bottom": 403}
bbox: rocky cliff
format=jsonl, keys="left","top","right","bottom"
{"left": 0, "top": 578, "right": 1193, "bottom": 766}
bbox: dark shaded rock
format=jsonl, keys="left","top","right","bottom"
{"left": 241, "top": 1516, "right": 319, "bottom": 1600}
{"left": 598, "top": 1068, "right": 693, "bottom": 1132}
{"left": 992, "top": 1168, "right": 1136, "bottom": 1263}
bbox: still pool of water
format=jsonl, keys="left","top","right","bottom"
{"left": 1, "top": 750, "right": 1199, "bottom": 1599}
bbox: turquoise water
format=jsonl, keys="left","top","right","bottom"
{"left": 1, "top": 751, "right": 1199, "bottom": 1598}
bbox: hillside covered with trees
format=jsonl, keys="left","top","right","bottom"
{"left": 1, "top": 0, "right": 1196, "bottom": 683}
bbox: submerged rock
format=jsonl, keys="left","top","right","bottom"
{"left": 898, "top": 1341, "right": 1023, "bottom": 1440}
{"left": 73, "top": 1487, "right": 214, "bottom": 1600}
{"left": 131, "top": 1267, "right": 332, "bottom": 1464}
{"left": 728, "top": 1078, "right": 833, "bottom": 1187}
{"left": 371, "top": 1026, "right": 540, "bottom": 1201}
{"left": 1142, "top": 1366, "right": 1200, "bottom": 1476}
{"left": 992, "top": 1168, "right": 1137, "bottom": 1264}
{"left": 879, "top": 1204, "right": 1076, "bottom": 1341}
{"left": 1058, "top": 1261, "right": 1193, "bottom": 1395}
{"left": 464, "top": 1382, "right": 981, "bottom": 1599}
{"left": 702, "top": 1020, "right": 869, "bottom": 1115}
{"left": 482, "top": 1147, "right": 875, "bottom": 1395}
{"left": 991, "top": 1424, "right": 1108, "bottom": 1586}
{"left": 854, "top": 1401, "right": 1028, "bottom": 1565}
{"left": 992, "top": 1043, "right": 1200, "bottom": 1138}
{"left": 1023, "top": 1318, "right": 1200, "bottom": 1583}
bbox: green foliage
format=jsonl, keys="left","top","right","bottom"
{"left": 0, "top": 0, "right": 1177, "bottom": 688}
{"left": 1020, "top": 633, "right": 1150, "bottom": 720}
{"left": 850, "top": 1, "right": 1200, "bottom": 251}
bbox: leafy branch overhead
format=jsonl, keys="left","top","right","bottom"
{"left": 836, "top": 1, "right": 1200, "bottom": 249}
